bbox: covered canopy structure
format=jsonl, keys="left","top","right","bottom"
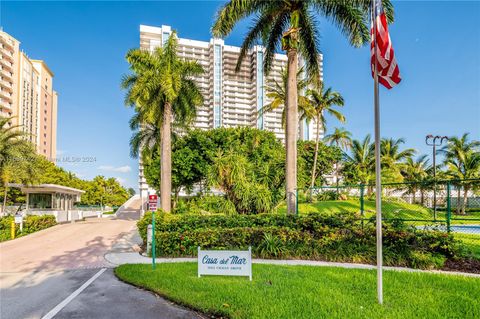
{"left": 20, "top": 184, "right": 85, "bottom": 211}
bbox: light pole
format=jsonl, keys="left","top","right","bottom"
{"left": 425, "top": 135, "right": 448, "bottom": 220}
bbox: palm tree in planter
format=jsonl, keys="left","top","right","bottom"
{"left": 212, "top": 0, "right": 392, "bottom": 214}
{"left": 440, "top": 133, "right": 480, "bottom": 214}
{"left": 303, "top": 84, "right": 345, "bottom": 197}
{"left": 122, "top": 33, "right": 204, "bottom": 212}
{"left": 325, "top": 127, "right": 352, "bottom": 194}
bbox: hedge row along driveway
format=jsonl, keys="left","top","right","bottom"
{"left": 137, "top": 212, "right": 480, "bottom": 272}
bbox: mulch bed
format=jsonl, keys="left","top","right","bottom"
{"left": 443, "top": 258, "right": 480, "bottom": 274}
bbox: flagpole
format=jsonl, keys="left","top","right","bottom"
{"left": 372, "top": 0, "right": 383, "bottom": 305}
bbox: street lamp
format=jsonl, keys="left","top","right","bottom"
{"left": 425, "top": 135, "right": 448, "bottom": 220}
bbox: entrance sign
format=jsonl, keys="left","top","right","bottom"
{"left": 148, "top": 194, "right": 158, "bottom": 212}
{"left": 197, "top": 247, "right": 252, "bottom": 280}
{"left": 14, "top": 214, "right": 23, "bottom": 224}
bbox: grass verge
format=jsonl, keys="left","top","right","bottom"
{"left": 115, "top": 263, "right": 479, "bottom": 319}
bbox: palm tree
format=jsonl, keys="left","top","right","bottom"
{"left": 122, "top": 33, "right": 204, "bottom": 212}
{"left": 259, "top": 67, "right": 310, "bottom": 127}
{"left": 380, "top": 138, "right": 415, "bottom": 183}
{"left": 212, "top": 0, "right": 391, "bottom": 214}
{"left": 344, "top": 135, "right": 375, "bottom": 193}
{"left": 325, "top": 127, "right": 352, "bottom": 191}
{"left": 440, "top": 133, "right": 480, "bottom": 214}
{"left": 402, "top": 155, "right": 431, "bottom": 204}
{"left": 0, "top": 117, "right": 38, "bottom": 212}
{"left": 325, "top": 127, "right": 352, "bottom": 151}
{"left": 303, "top": 84, "right": 345, "bottom": 191}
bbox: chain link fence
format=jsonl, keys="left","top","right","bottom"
{"left": 296, "top": 179, "right": 480, "bottom": 250}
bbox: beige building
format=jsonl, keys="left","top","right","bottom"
{"left": 0, "top": 30, "right": 57, "bottom": 160}
{"left": 138, "top": 24, "right": 324, "bottom": 199}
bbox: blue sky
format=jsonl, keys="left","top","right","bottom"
{"left": 1, "top": 1, "right": 479, "bottom": 190}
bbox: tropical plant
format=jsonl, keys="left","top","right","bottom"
{"left": 122, "top": 32, "right": 204, "bottom": 212}
{"left": 401, "top": 155, "right": 431, "bottom": 204}
{"left": 0, "top": 117, "right": 39, "bottom": 212}
{"left": 259, "top": 67, "right": 310, "bottom": 127}
{"left": 380, "top": 137, "right": 415, "bottom": 183}
{"left": 325, "top": 127, "right": 352, "bottom": 191}
{"left": 303, "top": 84, "right": 345, "bottom": 192}
{"left": 343, "top": 135, "right": 375, "bottom": 190}
{"left": 440, "top": 133, "right": 480, "bottom": 214}
{"left": 212, "top": 0, "right": 390, "bottom": 214}
{"left": 324, "top": 127, "right": 353, "bottom": 151}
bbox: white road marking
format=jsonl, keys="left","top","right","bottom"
{"left": 41, "top": 268, "right": 107, "bottom": 319}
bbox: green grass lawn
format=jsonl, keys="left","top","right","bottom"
{"left": 277, "top": 199, "right": 480, "bottom": 225}
{"left": 115, "top": 263, "right": 480, "bottom": 319}
{"left": 455, "top": 233, "right": 480, "bottom": 259}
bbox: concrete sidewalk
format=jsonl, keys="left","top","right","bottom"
{"left": 105, "top": 252, "right": 480, "bottom": 278}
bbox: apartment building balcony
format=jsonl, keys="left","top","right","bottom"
{"left": 0, "top": 89, "right": 12, "bottom": 101}
{"left": 1, "top": 70, "right": 13, "bottom": 81}
{"left": 1, "top": 49, "right": 14, "bottom": 62}
{"left": 0, "top": 98, "right": 12, "bottom": 110}
{"left": 0, "top": 80, "right": 13, "bottom": 92}
{"left": 0, "top": 58, "right": 13, "bottom": 72}
{"left": 0, "top": 37, "right": 15, "bottom": 51}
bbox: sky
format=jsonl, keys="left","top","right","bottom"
{"left": 1, "top": 1, "right": 479, "bottom": 191}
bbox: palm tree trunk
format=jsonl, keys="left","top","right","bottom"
{"left": 161, "top": 102, "right": 172, "bottom": 213}
{"left": 309, "top": 118, "right": 320, "bottom": 200}
{"left": 2, "top": 186, "right": 8, "bottom": 213}
{"left": 285, "top": 48, "right": 298, "bottom": 215}
{"left": 462, "top": 185, "right": 469, "bottom": 215}
{"left": 457, "top": 187, "right": 461, "bottom": 215}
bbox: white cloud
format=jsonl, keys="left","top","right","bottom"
{"left": 115, "top": 177, "right": 127, "bottom": 184}
{"left": 98, "top": 165, "right": 132, "bottom": 173}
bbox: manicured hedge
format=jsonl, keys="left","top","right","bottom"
{"left": 136, "top": 212, "right": 472, "bottom": 269}
{"left": 0, "top": 215, "right": 57, "bottom": 242}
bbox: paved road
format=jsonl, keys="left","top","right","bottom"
{"left": 0, "top": 197, "right": 201, "bottom": 319}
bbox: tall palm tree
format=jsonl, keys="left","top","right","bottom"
{"left": 402, "top": 154, "right": 431, "bottom": 204}
{"left": 259, "top": 67, "right": 310, "bottom": 127}
{"left": 324, "top": 127, "right": 352, "bottom": 151}
{"left": 344, "top": 135, "right": 375, "bottom": 193}
{"left": 212, "top": 0, "right": 391, "bottom": 214}
{"left": 0, "top": 117, "right": 38, "bottom": 212}
{"left": 122, "top": 33, "right": 204, "bottom": 212}
{"left": 325, "top": 127, "right": 352, "bottom": 190}
{"left": 303, "top": 83, "right": 345, "bottom": 191}
{"left": 440, "top": 133, "right": 480, "bottom": 214}
{"left": 380, "top": 137, "right": 415, "bottom": 183}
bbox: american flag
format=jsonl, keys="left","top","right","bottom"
{"left": 371, "top": 0, "right": 401, "bottom": 89}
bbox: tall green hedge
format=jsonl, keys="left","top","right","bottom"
{"left": 137, "top": 212, "right": 472, "bottom": 269}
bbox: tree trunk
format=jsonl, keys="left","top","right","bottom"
{"left": 2, "top": 186, "right": 7, "bottom": 213}
{"left": 161, "top": 102, "right": 172, "bottom": 212}
{"left": 309, "top": 118, "right": 320, "bottom": 200}
{"left": 462, "top": 185, "right": 469, "bottom": 215}
{"left": 457, "top": 187, "right": 461, "bottom": 215}
{"left": 411, "top": 187, "right": 416, "bottom": 204}
{"left": 285, "top": 48, "right": 298, "bottom": 215}
{"left": 420, "top": 190, "right": 424, "bottom": 206}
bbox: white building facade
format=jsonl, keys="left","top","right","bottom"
{"left": 138, "top": 25, "right": 324, "bottom": 199}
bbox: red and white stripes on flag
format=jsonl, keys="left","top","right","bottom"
{"left": 371, "top": 0, "right": 401, "bottom": 89}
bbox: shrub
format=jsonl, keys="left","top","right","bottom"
{"left": 0, "top": 215, "right": 56, "bottom": 242}
{"left": 138, "top": 212, "right": 470, "bottom": 269}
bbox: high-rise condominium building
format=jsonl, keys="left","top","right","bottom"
{"left": 138, "top": 24, "right": 324, "bottom": 199}
{"left": 0, "top": 30, "right": 58, "bottom": 160}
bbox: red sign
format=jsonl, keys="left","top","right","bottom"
{"left": 148, "top": 194, "right": 158, "bottom": 212}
